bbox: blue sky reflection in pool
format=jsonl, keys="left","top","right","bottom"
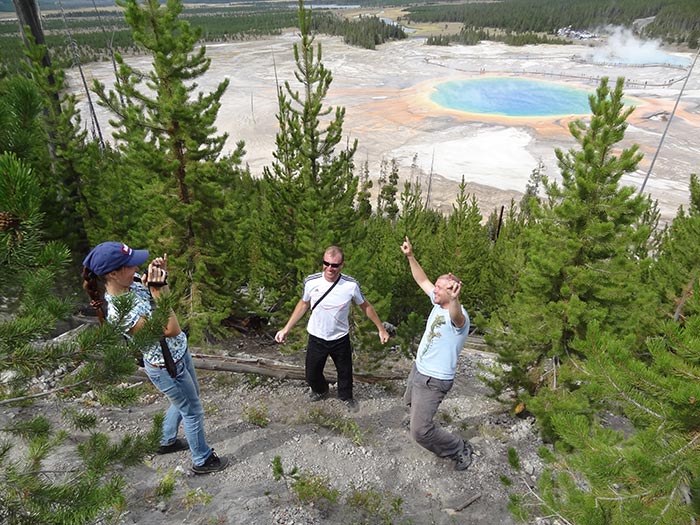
{"left": 431, "top": 77, "right": 593, "bottom": 117}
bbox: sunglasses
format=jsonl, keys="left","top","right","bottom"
{"left": 322, "top": 260, "right": 342, "bottom": 268}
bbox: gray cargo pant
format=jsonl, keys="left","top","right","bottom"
{"left": 403, "top": 363, "right": 463, "bottom": 458}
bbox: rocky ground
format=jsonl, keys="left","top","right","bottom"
{"left": 4, "top": 328, "right": 548, "bottom": 525}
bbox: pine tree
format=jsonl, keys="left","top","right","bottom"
{"left": 357, "top": 161, "right": 373, "bottom": 220}
{"left": 477, "top": 200, "right": 528, "bottom": 321}
{"left": 2, "top": 37, "right": 93, "bottom": 255}
{"left": 527, "top": 316, "right": 700, "bottom": 524}
{"left": 0, "top": 75, "right": 45, "bottom": 164}
{"left": 648, "top": 173, "right": 700, "bottom": 322}
{"left": 92, "top": 0, "right": 247, "bottom": 340}
{"left": 519, "top": 159, "right": 546, "bottom": 222}
{"left": 260, "top": 0, "right": 359, "bottom": 302}
{"left": 440, "top": 176, "right": 491, "bottom": 314}
{"left": 485, "top": 77, "right": 654, "bottom": 406}
{"left": 376, "top": 158, "right": 400, "bottom": 220}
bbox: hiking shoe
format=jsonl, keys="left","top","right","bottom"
{"left": 453, "top": 441, "right": 473, "bottom": 471}
{"left": 309, "top": 390, "right": 329, "bottom": 402}
{"left": 157, "top": 438, "right": 189, "bottom": 455}
{"left": 343, "top": 398, "right": 359, "bottom": 412}
{"left": 192, "top": 451, "right": 229, "bottom": 475}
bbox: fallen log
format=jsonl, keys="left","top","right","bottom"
{"left": 190, "top": 353, "right": 406, "bottom": 384}
{"left": 37, "top": 323, "right": 407, "bottom": 384}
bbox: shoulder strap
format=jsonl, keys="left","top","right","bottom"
{"left": 159, "top": 337, "right": 178, "bottom": 378}
{"left": 311, "top": 274, "right": 341, "bottom": 312}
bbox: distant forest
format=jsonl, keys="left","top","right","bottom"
{"left": 407, "top": 0, "right": 700, "bottom": 47}
{"left": 2, "top": 0, "right": 697, "bottom": 74}
{"left": 0, "top": 3, "right": 405, "bottom": 72}
{"left": 1, "top": 0, "right": 415, "bottom": 12}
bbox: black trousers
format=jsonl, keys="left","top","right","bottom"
{"left": 305, "top": 333, "right": 353, "bottom": 401}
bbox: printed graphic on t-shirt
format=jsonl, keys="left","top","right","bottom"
{"left": 419, "top": 313, "right": 446, "bottom": 360}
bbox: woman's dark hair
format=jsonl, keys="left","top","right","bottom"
{"left": 82, "top": 266, "right": 106, "bottom": 324}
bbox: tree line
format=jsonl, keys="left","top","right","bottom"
{"left": 0, "top": 4, "right": 404, "bottom": 75}
{"left": 407, "top": 0, "right": 700, "bottom": 48}
{"left": 427, "top": 27, "right": 570, "bottom": 47}
{"left": 2, "top": 0, "right": 700, "bottom": 522}
{"left": 310, "top": 12, "right": 406, "bottom": 49}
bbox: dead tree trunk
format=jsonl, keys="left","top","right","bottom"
{"left": 190, "top": 353, "right": 405, "bottom": 384}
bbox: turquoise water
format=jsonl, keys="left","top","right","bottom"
{"left": 431, "top": 77, "right": 594, "bottom": 117}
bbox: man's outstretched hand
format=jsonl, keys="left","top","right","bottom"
{"left": 401, "top": 236, "right": 413, "bottom": 257}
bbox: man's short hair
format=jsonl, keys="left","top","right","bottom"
{"left": 438, "top": 273, "right": 462, "bottom": 284}
{"left": 324, "top": 246, "right": 344, "bottom": 262}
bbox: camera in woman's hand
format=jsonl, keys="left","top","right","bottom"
{"left": 148, "top": 263, "right": 168, "bottom": 289}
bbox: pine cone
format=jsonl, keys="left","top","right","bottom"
{"left": 0, "top": 211, "right": 20, "bottom": 232}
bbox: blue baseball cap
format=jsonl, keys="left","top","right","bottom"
{"left": 83, "top": 242, "right": 149, "bottom": 276}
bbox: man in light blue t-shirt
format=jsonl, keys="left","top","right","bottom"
{"left": 400, "top": 236, "right": 473, "bottom": 471}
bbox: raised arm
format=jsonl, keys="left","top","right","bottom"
{"left": 132, "top": 254, "right": 182, "bottom": 337}
{"left": 274, "top": 298, "right": 311, "bottom": 343}
{"left": 400, "top": 236, "right": 434, "bottom": 296}
{"left": 445, "top": 276, "right": 467, "bottom": 329}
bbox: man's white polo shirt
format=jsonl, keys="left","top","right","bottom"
{"left": 302, "top": 273, "right": 366, "bottom": 341}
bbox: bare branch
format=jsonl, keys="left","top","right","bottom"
{"left": 0, "top": 379, "right": 89, "bottom": 406}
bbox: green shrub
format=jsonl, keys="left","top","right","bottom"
{"left": 307, "top": 406, "right": 364, "bottom": 445}
{"left": 155, "top": 469, "right": 179, "bottom": 499}
{"left": 507, "top": 447, "right": 521, "bottom": 470}
{"left": 242, "top": 403, "right": 270, "bottom": 428}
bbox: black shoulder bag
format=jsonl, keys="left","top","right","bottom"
{"left": 311, "top": 275, "right": 341, "bottom": 312}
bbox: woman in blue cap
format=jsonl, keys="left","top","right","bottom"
{"left": 81, "top": 242, "right": 228, "bottom": 475}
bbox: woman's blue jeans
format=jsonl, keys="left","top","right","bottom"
{"left": 144, "top": 350, "right": 212, "bottom": 466}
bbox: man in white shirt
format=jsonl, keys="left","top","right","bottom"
{"left": 400, "top": 236, "right": 473, "bottom": 471}
{"left": 275, "top": 246, "right": 390, "bottom": 410}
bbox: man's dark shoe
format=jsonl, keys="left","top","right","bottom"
{"left": 343, "top": 398, "right": 359, "bottom": 412}
{"left": 309, "top": 390, "right": 329, "bottom": 402}
{"left": 191, "top": 451, "right": 229, "bottom": 475}
{"left": 453, "top": 441, "right": 473, "bottom": 471}
{"left": 157, "top": 438, "right": 189, "bottom": 455}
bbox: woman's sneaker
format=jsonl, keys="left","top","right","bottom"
{"left": 453, "top": 442, "right": 473, "bottom": 471}
{"left": 192, "top": 451, "right": 229, "bottom": 475}
{"left": 157, "top": 438, "right": 189, "bottom": 455}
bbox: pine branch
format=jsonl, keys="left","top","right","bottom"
{"left": 602, "top": 369, "right": 664, "bottom": 420}
{"left": 0, "top": 379, "right": 89, "bottom": 406}
{"left": 564, "top": 350, "right": 591, "bottom": 377}
{"left": 657, "top": 483, "right": 680, "bottom": 523}
{"left": 7, "top": 468, "right": 80, "bottom": 476}
{"left": 594, "top": 490, "right": 651, "bottom": 506}
{"left": 659, "top": 432, "right": 700, "bottom": 466}
{"left": 583, "top": 263, "right": 629, "bottom": 275}
{"left": 520, "top": 476, "right": 574, "bottom": 525}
